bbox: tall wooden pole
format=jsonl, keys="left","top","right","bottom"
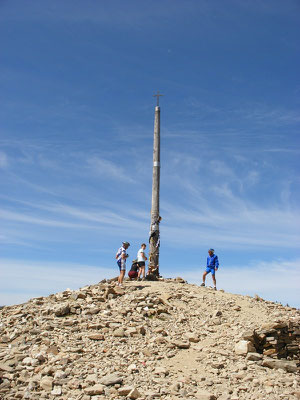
{"left": 149, "top": 92, "right": 163, "bottom": 276}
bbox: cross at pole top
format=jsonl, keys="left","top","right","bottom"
{"left": 153, "top": 91, "right": 164, "bottom": 106}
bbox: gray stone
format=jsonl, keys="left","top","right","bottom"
{"left": 54, "top": 305, "right": 70, "bottom": 317}
{"left": 246, "top": 352, "right": 263, "bottom": 361}
{"left": 99, "top": 373, "right": 123, "bottom": 386}
{"left": 262, "top": 358, "right": 298, "bottom": 373}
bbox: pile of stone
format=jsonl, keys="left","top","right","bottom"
{"left": 242, "top": 321, "right": 300, "bottom": 360}
{"left": 0, "top": 278, "right": 299, "bottom": 400}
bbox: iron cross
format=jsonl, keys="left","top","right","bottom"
{"left": 153, "top": 91, "right": 164, "bottom": 106}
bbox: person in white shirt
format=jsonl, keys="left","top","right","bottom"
{"left": 115, "top": 241, "right": 130, "bottom": 286}
{"left": 137, "top": 243, "right": 147, "bottom": 279}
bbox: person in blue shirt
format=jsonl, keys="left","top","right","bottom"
{"left": 201, "top": 248, "right": 219, "bottom": 290}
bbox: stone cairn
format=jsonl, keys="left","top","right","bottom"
{"left": 242, "top": 321, "right": 300, "bottom": 360}
{"left": 1, "top": 278, "right": 300, "bottom": 400}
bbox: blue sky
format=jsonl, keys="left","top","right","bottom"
{"left": 0, "top": 0, "right": 299, "bottom": 307}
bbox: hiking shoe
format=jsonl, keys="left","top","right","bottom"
{"left": 200, "top": 283, "right": 205, "bottom": 287}
{"left": 214, "top": 286, "right": 217, "bottom": 291}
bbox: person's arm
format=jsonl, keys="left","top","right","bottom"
{"left": 121, "top": 250, "right": 128, "bottom": 259}
{"left": 215, "top": 256, "right": 219, "bottom": 270}
{"left": 142, "top": 251, "right": 147, "bottom": 261}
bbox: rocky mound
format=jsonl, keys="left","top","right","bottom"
{"left": 0, "top": 278, "right": 299, "bottom": 400}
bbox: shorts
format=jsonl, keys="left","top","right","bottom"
{"left": 117, "top": 259, "right": 126, "bottom": 271}
{"left": 137, "top": 261, "right": 145, "bottom": 268}
{"left": 128, "top": 270, "right": 138, "bottom": 279}
{"left": 206, "top": 266, "right": 216, "bottom": 275}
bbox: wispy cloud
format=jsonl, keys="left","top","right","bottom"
{"left": 159, "top": 157, "right": 300, "bottom": 249}
{"left": 0, "top": 1, "right": 214, "bottom": 27}
{"left": 0, "top": 209, "right": 95, "bottom": 229}
{"left": 263, "top": 148, "right": 300, "bottom": 154}
{"left": 182, "top": 98, "right": 300, "bottom": 128}
{"left": 86, "top": 156, "right": 136, "bottom": 183}
{"left": 0, "top": 151, "right": 8, "bottom": 168}
{"left": 240, "top": 105, "right": 300, "bottom": 125}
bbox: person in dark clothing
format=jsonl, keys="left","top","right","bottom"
{"left": 128, "top": 260, "right": 140, "bottom": 280}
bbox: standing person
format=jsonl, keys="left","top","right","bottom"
{"left": 116, "top": 241, "right": 130, "bottom": 287}
{"left": 137, "top": 243, "right": 147, "bottom": 279}
{"left": 201, "top": 248, "right": 219, "bottom": 290}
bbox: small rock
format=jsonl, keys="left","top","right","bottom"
{"left": 40, "top": 376, "right": 53, "bottom": 391}
{"left": 84, "top": 384, "right": 105, "bottom": 395}
{"left": 153, "top": 367, "right": 169, "bottom": 375}
{"left": 235, "top": 340, "right": 256, "bottom": 355}
{"left": 128, "top": 387, "right": 141, "bottom": 399}
{"left": 118, "top": 386, "right": 133, "bottom": 396}
{"left": 246, "top": 352, "right": 263, "bottom": 361}
{"left": 173, "top": 340, "right": 190, "bottom": 349}
{"left": 88, "top": 334, "right": 105, "bottom": 341}
{"left": 54, "top": 305, "right": 70, "bottom": 317}
{"left": 113, "top": 328, "right": 126, "bottom": 337}
{"left": 51, "top": 385, "right": 62, "bottom": 396}
{"left": 128, "top": 363, "right": 138, "bottom": 372}
{"left": 185, "top": 332, "right": 200, "bottom": 343}
{"left": 0, "top": 363, "right": 13, "bottom": 372}
{"left": 47, "top": 345, "right": 59, "bottom": 355}
{"left": 196, "top": 390, "right": 217, "bottom": 400}
{"left": 99, "top": 373, "right": 123, "bottom": 386}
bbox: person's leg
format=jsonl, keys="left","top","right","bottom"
{"left": 137, "top": 263, "right": 141, "bottom": 278}
{"left": 118, "top": 260, "right": 126, "bottom": 285}
{"left": 202, "top": 271, "right": 208, "bottom": 285}
{"left": 117, "top": 261, "right": 122, "bottom": 284}
{"left": 138, "top": 262, "right": 145, "bottom": 278}
{"left": 119, "top": 270, "right": 125, "bottom": 284}
{"left": 212, "top": 270, "right": 216, "bottom": 289}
